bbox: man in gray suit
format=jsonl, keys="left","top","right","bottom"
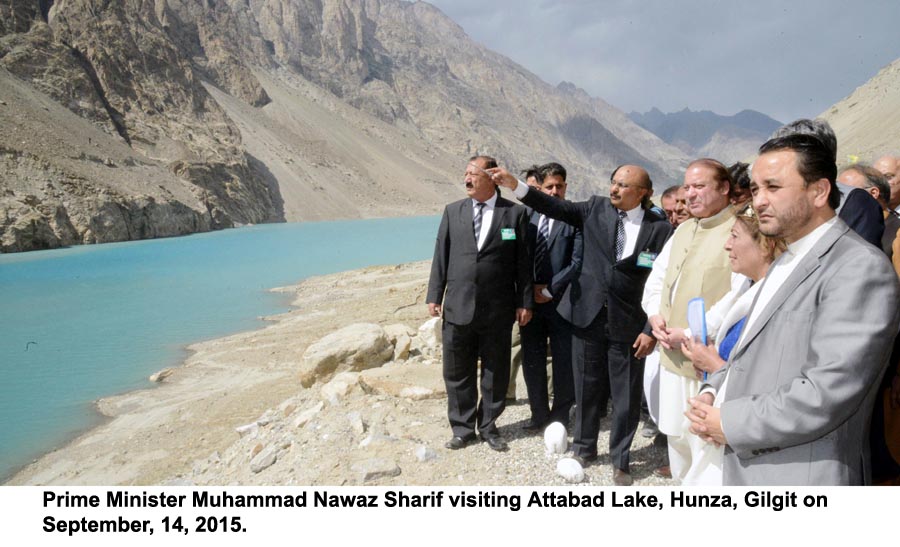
{"left": 687, "top": 132, "right": 900, "bottom": 485}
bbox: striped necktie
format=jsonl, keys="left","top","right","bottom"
{"left": 615, "top": 209, "right": 627, "bottom": 261}
{"left": 473, "top": 202, "right": 486, "bottom": 244}
{"left": 534, "top": 214, "right": 550, "bottom": 282}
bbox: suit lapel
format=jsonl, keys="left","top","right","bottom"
{"left": 459, "top": 200, "right": 478, "bottom": 252}
{"left": 482, "top": 198, "right": 505, "bottom": 248}
{"left": 547, "top": 214, "right": 564, "bottom": 247}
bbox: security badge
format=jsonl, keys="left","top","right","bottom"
{"left": 501, "top": 228, "right": 516, "bottom": 240}
{"left": 636, "top": 251, "right": 657, "bottom": 268}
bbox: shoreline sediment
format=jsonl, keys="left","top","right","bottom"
{"left": 7, "top": 260, "right": 670, "bottom": 486}
{"left": 6, "top": 261, "right": 433, "bottom": 485}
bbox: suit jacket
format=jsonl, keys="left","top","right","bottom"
{"left": 525, "top": 210, "right": 583, "bottom": 302}
{"left": 882, "top": 211, "right": 900, "bottom": 259}
{"left": 521, "top": 190, "right": 673, "bottom": 342}
{"left": 709, "top": 219, "right": 900, "bottom": 485}
{"left": 427, "top": 195, "right": 534, "bottom": 326}
{"left": 837, "top": 184, "right": 885, "bottom": 248}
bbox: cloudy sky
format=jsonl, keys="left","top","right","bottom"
{"left": 428, "top": 0, "right": 899, "bottom": 123}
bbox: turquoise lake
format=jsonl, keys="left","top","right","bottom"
{"left": 0, "top": 215, "right": 440, "bottom": 481}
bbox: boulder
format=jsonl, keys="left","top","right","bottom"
{"left": 250, "top": 446, "right": 278, "bottom": 474}
{"left": 299, "top": 323, "right": 393, "bottom": 387}
{"left": 392, "top": 333, "right": 412, "bottom": 361}
{"left": 149, "top": 368, "right": 175, "bottom": 382}
{"left": 351, "top": 458, "right": 401, "bottom": 483}
{"left": 293, "top": 402, "right": 324, "bottom": 429}
{"left": 416, "top": 317, "right": 442, "bottom": 355}
{"left": 359, "top": 361, "right": 446, "bottom": 400}
{"left": 320, "top": 372, "right": 360, "bottom": 405}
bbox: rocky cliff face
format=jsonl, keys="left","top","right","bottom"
{"left": 1, "top": 0, "right": 690, "bottom": 252}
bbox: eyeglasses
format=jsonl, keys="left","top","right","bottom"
{"left": 466, "top": 163, "right": 492, "bottom": 178}
{"left": 610, "top": 180, "right": 648, "bottom": 190}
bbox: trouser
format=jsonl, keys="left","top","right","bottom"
{"left": 443, "top": 318, "right": 513, "bottom": 438}
{"left": 520, "top": 302, "right": 575, "bottom": 425}
{"left": 571, "top": 309, "right": 645, "bottom": 471}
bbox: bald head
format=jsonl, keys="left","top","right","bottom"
{"left": 609, "top": 164, "right": 653, "bottom": 211}
{"left": 874, "top": 155, "right": 900, "bottom": 209}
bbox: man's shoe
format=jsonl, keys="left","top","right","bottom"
{"left": 522, "top": 419, "right": 546, "bottom": 432}
{"left": 480, "top": 434, "right": 509, "bottom": 452}
{"left": 653, "top": 465, "right": 672, "bottom": 479}
{"left": 641, "top": 421, "right": 659, "bottom": 438}
{"left": 613, "top": 468, "right": 633, "bottom": 486}
{"left": 445, "top": 434, "right": 476, "bottom": 450}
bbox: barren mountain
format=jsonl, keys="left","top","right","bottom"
{"left": 1, "top": 0, "right": 690, "bottom": 252}
{"left": 628, "top": 107, "right": 783, "bottom": 165}
{"left": 820, "top": 57, "right": 900, "bottom": 165}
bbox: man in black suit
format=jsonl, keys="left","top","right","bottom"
{"left": 491, "top": 164, "right": 673, "bottom": 485}
{"left": 520, "top": 162, "right": 583, "bottom": 431}
{"left": 427, "top": 155, "right": 534, "bottom": 452}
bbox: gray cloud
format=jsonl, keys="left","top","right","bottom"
{"left": 428, "top": 0, "right": 900, "bottom": 122}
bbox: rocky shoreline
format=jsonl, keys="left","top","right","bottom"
{"left": 8, "top": 260, "right": 672, "bottom": 486}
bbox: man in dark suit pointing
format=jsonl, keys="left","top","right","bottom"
{"left": 427, "top": 155, "right": 534, "bottom": 452}
{"left": 491, "top": 164, "right": 672, "bottom": 485}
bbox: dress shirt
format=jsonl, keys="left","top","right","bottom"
{"left": 618, "top": 205, "right": 645, "bottom": 260}
{"left": 473, "top": 192, "right": 498, "bottom": 251}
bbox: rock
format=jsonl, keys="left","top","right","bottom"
{"left": 351, "top": 458, "right": 401, "bottom": 483}
{"left": 556, "top": 458, "right": 585, "bottom": 483}
{"left": 383, "top": 323, "right": 415, "bottom": 342}
{"left": 415, "top": 445, "right": 437, "bottom": 462}
{"left": 359, "top": 432, "right": 396, "bottom": 448}
{"left": 235, "top": 422, "right": 259, "bottom": 438}
{"left": 250, "top": 443, "right": 264, "bottom": 458}
{"left": 392, "top": 333, "right": 412, "bottom": 361}
{"left": 299, "top": 324, "right": 393, "bottom": 387}
{"left": 359, "top": 360, "right": 446, "bottom": 400}
{"left": 544, "top": 422, "right": 568, "bottom": 455}
{"left": 320, "top": 371, "right": 360, "bottom": 404}
{"left": 293, "top": 402, "right": 324, "bottom": 429}
{"left": 149, "top": 368, "right": 175, "bottom": 382}
{"left": 250, "top": 446, "right": 278, "bottom": 474}
{"left": 347, "top": 411, "right": 367, "bottom": 434}
{"left": 416, "top": 317, "right": 442, "bottom": 355}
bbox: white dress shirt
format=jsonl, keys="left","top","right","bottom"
{"left": 473, "top": 192, "right": 498, "bottom": 251}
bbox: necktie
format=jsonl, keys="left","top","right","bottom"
{"left": 534, "top": 215, "right": 551, "bottom": 282}
{"left": 615, "top": 209, "right": 627, "bottom": 261}
{"left": 473, "top": 202, "right": 486, "bottom": 244}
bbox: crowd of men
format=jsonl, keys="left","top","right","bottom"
{"left": 426, "top": 118, "right": 900, "bottom": 486}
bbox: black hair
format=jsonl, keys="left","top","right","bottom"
{"left": 758, "top": 134, "right": 840, "bottom": 210}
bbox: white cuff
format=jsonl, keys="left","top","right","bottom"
{"left": 541, "top": 288, "right": 553, "bottom": 299}
{"left": 513, "top": 179, "right": 529, "bottom": 199}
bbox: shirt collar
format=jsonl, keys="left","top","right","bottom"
{"left": 784, "top": 216, "right": 838, "bottom": 259}
{"left": 616, "top": 204, "right": 645, "bottom": 222}
{"left": 473, "top": 192, "right": 498, "bottom": 209}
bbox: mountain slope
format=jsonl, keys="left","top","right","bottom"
{"left": 629, "top": 107, "right": 782, "bottom": 164}
{"left": 0, "top": 0, "right": 690, "bottom": 252}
